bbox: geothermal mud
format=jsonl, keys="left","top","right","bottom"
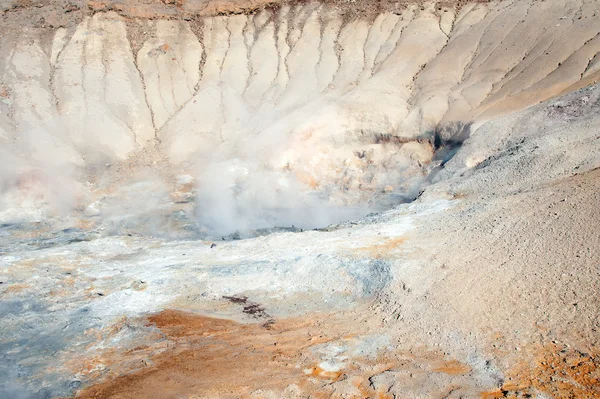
{"left": 1, "top": 0, "right": 600, "bottom": 398}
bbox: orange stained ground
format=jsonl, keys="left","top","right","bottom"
{"left": 73, "top": 309, "right": 600, "bottom": 399}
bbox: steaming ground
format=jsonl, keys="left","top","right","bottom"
{"left": 1, "top": 0, "right": 600, "bottom": 398}
{"left": 3, "top": 0, "right": 600, "bottom": 235}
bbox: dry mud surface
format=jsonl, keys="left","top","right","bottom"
{"left": 1, "top": 0, "right": 600, "bottom": 398}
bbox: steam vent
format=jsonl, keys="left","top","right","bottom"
{"left": 1, "top": 0, "right": 600, "bottom": 397}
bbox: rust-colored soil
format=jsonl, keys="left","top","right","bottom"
{"left": 75, "top": 310, "right": 360, "bottom": 399}
{"left": 432, "top": 359, "right": 472, "bottom": 375}
{"left": 148, "top": 309, "right": 238, "bottom": 338}
{"left": 482, "top": 343, "right": 600, "bottom": 399}
{"left": 74, "top": 309, "right": 482, "bottom": 399}
{"left": 354, "top": 237, "right": 406, "bottom": 258}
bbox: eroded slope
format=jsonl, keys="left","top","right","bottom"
{"left": 1, "top": 1, "right": 600, "bottom": 398}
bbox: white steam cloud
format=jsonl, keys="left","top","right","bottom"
{"left": 192, "top": 95, "right": 432, "bottom": 237}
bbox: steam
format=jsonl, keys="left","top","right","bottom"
{"left": 0, "top": 30, "right": 438, "bottom": 239}
{"left": 96, "top": 171, "right": 182, "bottom": 238}
{"left": 0, "top": 143, "right": 82, "bottom": 224}
{"left": 0, "top": 79, "right": 436, "bottom": 239}
{"left": 195, "top": 155, "right": 370, "bottom": 237}
{"left": 192, "top": 95, "right": 433, "bottom": 237}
